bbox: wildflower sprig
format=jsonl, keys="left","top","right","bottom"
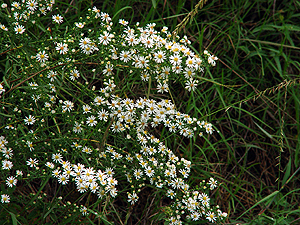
{"left": 0, "top": 1, "right": 226, "bottom": 224}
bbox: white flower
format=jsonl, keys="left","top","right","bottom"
{"left": 82, "top": 105, "right": 91, "bottom": 114}
{"left": 184, "top": 67, "right": 195, "bottom": 79}
{"left": 100, "top": 12, "right": 111, "bottom": 23}
{"left": 36, "top": 50, "right": 49, "bottom": 63}
{"left": 1, "top": 194, "right": 10, "bottom": 203}
{"left": 56, "top": 42, "right": 68, "bottom": 54}
{"left": 186, "top": 57, "right": 195, "bottom": 68}
{"left": 27, "top": 0, "right": 38, "bottom": 11}
{"left": 45, "top": 162, "right": 54, "bottom": 169}
{"left": 16, "top": 170, "right": 23, "bottom": 177}
{"left": 167, "top": 189, "right": 176, "bottom": 199}
{"left": 208, "top": 178, "right": 218, "bottom": 190}
{"left": 206, "top": 211, "right": 216, "bottom": 222}
{"left": 47, "top": 70, "right": 57, "bottom": 81}
{"left": 119, "top": 19, "right": 128, "bottom": 26}
{"left": 128, "top": 192, "right": 139, "bottom": 205}
{"left": 58, "top": 174, "right": 69, "bottom": 185}
{"left": 52, "top": 153, "right": 63, "bottom": 163}
{"left": 73, "top": 122, "right": 83, "bottom": 133}
{"left": 99, "top": 31, "right": 114, "bottom": 45}
{"left": 0, "top": 84, "right": 6, "bottom": 94}
{"left": 71, "top": 142, "right": 82, "bottom": 149}
{"left": 79, "top": 37, "right": 91, "bottom": 49}
{"left": 14, "top": 25, "right": 25, "bottom": 34}
{"left": 82, "top": 146, "right": 92, "bottom": 154}
{"left": 134, "top": 169, "right": 143, "bottom": 180}
{"left": 191, "top": 211, "right": 200, "bottom": 221}
{"left": 52, "top": 14, "right": 63, "bottom": 24}
{"left": 169, "top": 53, "right": 182, "bottom": 66}
{"left": 6, "top": 176, "right": 17, "bottom": 187}
{"left": 11, "top": 2, "right": 20, "bottom": 8}
{"left": 62, "top": 100, "right": 74, "bottom": 112}
{"left": 154, "top": 51, "right": 166, "bottom": 63}
{"left": 0, "top": 23, "right": 8, "bottom": 31}
{"left": 26, "top": 158, "right": 39, "bottom": 168}
{"left": 86, "top": 115, "right": 97, "bottom": 126}
{"left": 157, "top": 82, "right": 168, "bottom": 93}
{"left": 145, "top": 166, "right": 154, "bottom": 177}
{"left": 75, "top": 22, "right": 84, "bottom": 28}
{"left": 92, "top": 6, "right": 101, "bottom": 18}
{"left": 135, "top": 55, "right": 149, "bottom": 69}
{"left": 2, "top": 160, "right": 13, "bottom": 170}
{"left": 52, "top": 169, "right": 61, "bottom": 178}
{"left": 119, "top": 50, "right": 131, "bottom": 62}
{"left": 24, "top": 115, "right": 36, "bottom": 125}
{"left": 185, "top": 79, "right": 197, "bottom": 92}
{"left": 70, "top": 69, "right": 80, "bottom": 80}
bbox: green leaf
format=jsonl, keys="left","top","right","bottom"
{"left": 282, "top": 158, "right": 291, "bottom": 186}
{"left": 254, "top": 122, "right": 273, "bottom": 139}
{"left": 8, "top": 211, "right": 19, "bottom": 225}
{"left": 151, "top": 0, "right": 157, "bottom": 9}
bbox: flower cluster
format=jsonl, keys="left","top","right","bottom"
{"left": 74, "top": 8, "right": 218, "bottom": 93}
{"left": 47, "top": 154, "right": 118, "bottom": 198}
{"left": 0, "top": 1, "right": 55, "bottom": 35}
{"left": 0, "top": 1, "right": 226, "bottom": 224}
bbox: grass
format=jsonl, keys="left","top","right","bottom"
{"left": 1, "top": 0, "right": 300, "bottom": 224}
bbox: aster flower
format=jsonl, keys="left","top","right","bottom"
{"left": 6, "top": 176, "right": 17, "bottom": 187}
{"left": 26, "top": 158, "right": 39, "bottom": 168}
{"left": 0, "top": 84, "right": 6, "bottom": 94}
{"left": 47, "top": 70, "right": 57, "bottom": 82}
{"left": 62, "top": 100, "right": 74, "bottom": 112}
{"left": 100, "top": 12, "right": 111, "bottom": 23}
{"left": 86, "top": 115, "right": 97, "bottom": 126}
{"left": 52, "top": 169, "right": 61, "bottom": 178}
{"left": 58, "top": 174, "right": 69, "bottom": 185}
{"left": 1, "top": 148, "right": 13, "bottom": 158}
{"left": 206, "top": 211, "right": 216, "bottom": 223}
{"left": 191, "top": 212, "right": 200, "bottom": 221}
{"left": 128, "top": 192, "right": 139, "bottom": 205}
{"left": 70, "top": 69, "right": 80, "bottom": 80}
{"left": 119, "top": 50, "right": 131, "bottom": 62}
{"left": 82, "top": 146, "right": 92, "bottom": 154}
{"left": 99, "top": 31, "right": 114, "bottom": 45}
{"left": 185, "top": 79, "right": 198, "bottom": 92}
{"left": 45, "top": 162, "right": 55, "bottom": 169}
{"left": 52, "top": 14, "right": 63, "bottom": 23}
{"left": 71, "top": 142, "right": 82, "bottom": 149}
{"left": 14, "top": 25, "right": 25, "bottom": 34}
{"left": 1, "top": 194, "right": 10, "bottom": 203}
{"left": 2, "top": 160, "right": 13, "bottom": 170}
{"left": 27, "top": 0, "right": 38, "bottom": 11}
{"left": 56, "top": 42, "right": 68, "bottom": 54}
{"left": 0, "top": 23, "right": 8, "bottom": 31}
{"left": 169, "top": 53, "right": 182, "bottom": 66}
{"left": 145, "top": 166, "right": 154, "bottom": 177}
{"left": 73, "top": 122, "right": 83, "bottom": 133}
{"left": 92, "top": 6, "right": 101, "bottom": 18}
{"left": 24, "top": 115, "right": 36, "bottom": 125}
{"left": 208, "top": 178, "right": 218, "bottom": 190}
{"left": 11, "top": 2, "right": 20, "bottom": 8}
{"left": 82, "top": 105, "right": 91, "bottom": 114}
{"left": 52, "top": 153, "right": 63, "bottom": 163}
{"left": 80, "top": 206, "right": 89, "bottom": 216}
{"left": 154, "top": 51, "right": 166, "bottom": 63}
{"left": 167, "top": 189, "right": 176, "bottom": 199}
{"left": 16, "top": 170, "right": 23, "bottom": 177}
{"left": 75, "top": 22, "right": 84, "bottom": 28}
